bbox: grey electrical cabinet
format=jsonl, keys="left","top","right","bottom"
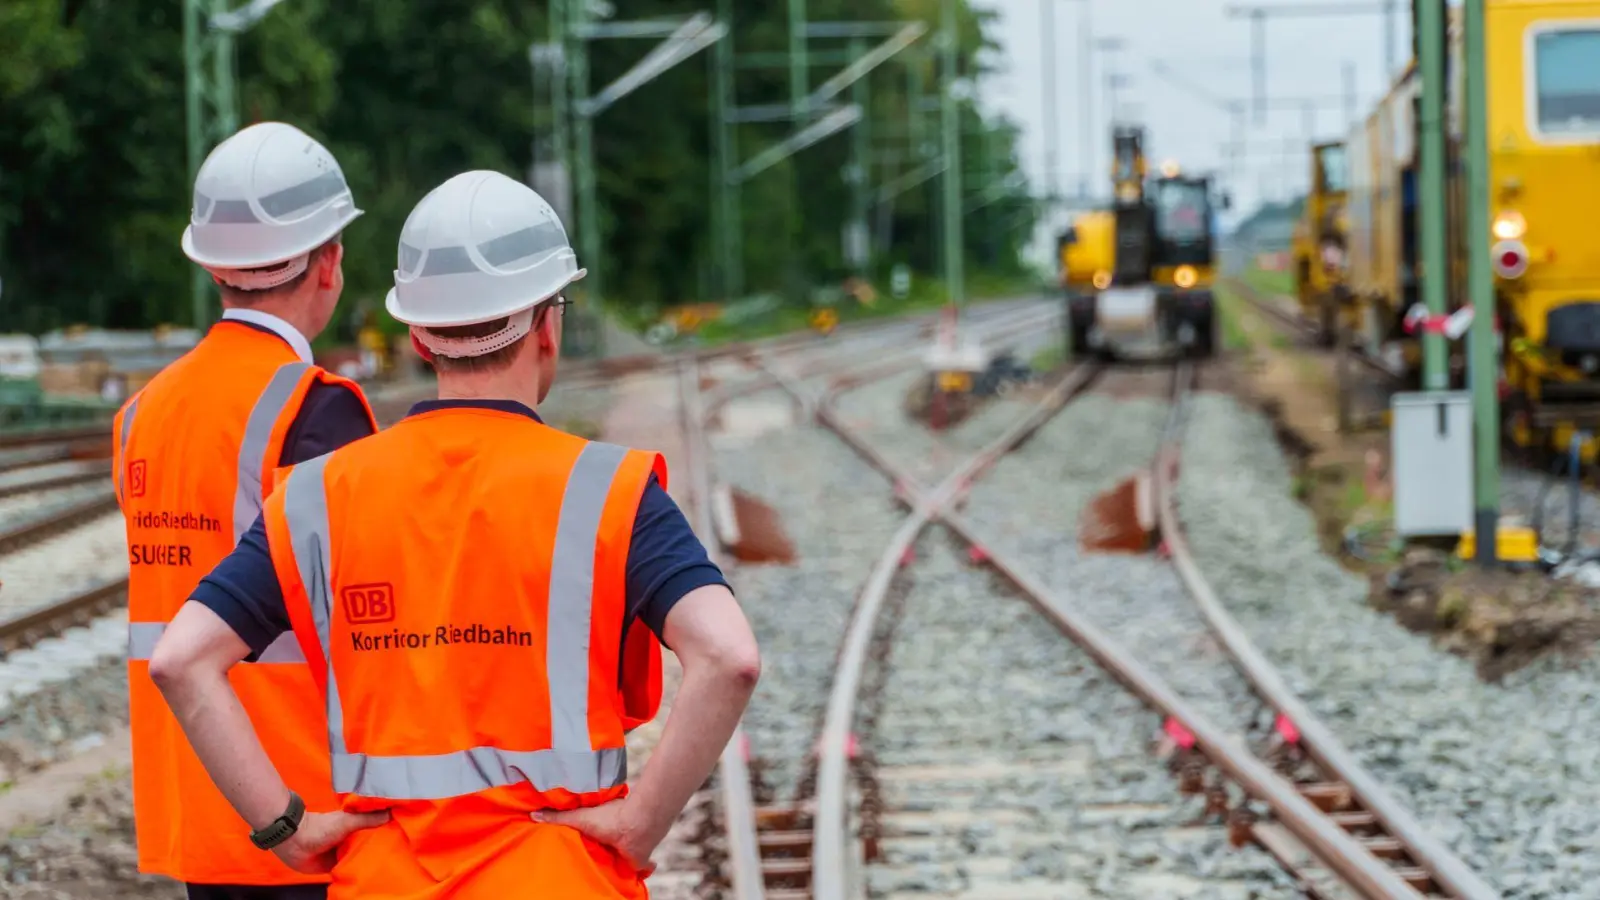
{"left": 1391, "top": 391, "right": 1472, "bottom": 536}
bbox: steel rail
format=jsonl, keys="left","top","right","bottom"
{"left": 795, "top": 361, "right": 1104, "bottom": 900}
{"left": 0, "top": 460, "right": 110, "bottom": 499}
{"left": 1155, "top": 376, "right": 1498, "bottom": 899}
{"left": 0, "top": 576, "right": 128, "bottom": 651}
{"left": 676, "top": 359, "right": 768, "bottom": 900}
{"left": 0, "top": 490, "right": 119, "bottom": 556}
{"left": 800, "top": 361, "right": 1431, "bottom": 899}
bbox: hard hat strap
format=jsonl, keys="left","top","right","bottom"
{"left": 412, "top": 306, "right": 537, "bottom": 359}
{"left": 205, "top": 254, "right": 311, "bottom": 291}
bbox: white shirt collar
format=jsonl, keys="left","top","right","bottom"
{"left": 221, "top": 308, "right": 315, "bottom": 365}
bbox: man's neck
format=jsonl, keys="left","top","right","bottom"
{"left": 435, "top": 372, "right": 544, "bottom": 411}
{"left": 221, "top": 299, "right": 316, "bottom": 343}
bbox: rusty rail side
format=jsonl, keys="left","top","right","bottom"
{"left": 676, "top": 359, "right": 767, "bottom": 900}
{"left": 1155, "top": 373, "right": 1499, "bottom": 900}
{"left": 796, "top": 361, "right": 1103, "bottom": 900}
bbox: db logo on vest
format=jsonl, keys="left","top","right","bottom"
{"left": 128, "top": 459, "right": 148, "bottom": 498}
{"left": 342, "top": 583, "right": 396, "bottom": 624}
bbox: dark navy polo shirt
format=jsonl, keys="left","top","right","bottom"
{"left": 191, "top": 397, "right": 727, "bottom": 656}
{"left": 220, "top": 317, "right": 377, "bottom": 464}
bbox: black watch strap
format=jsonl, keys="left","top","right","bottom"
{"left": 249, "top": 791, "right": 306, "bottom": 851}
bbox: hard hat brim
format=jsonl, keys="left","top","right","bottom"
{"left": 386, "top": 267, "right": 587, "bottom": 329}
{"left": 181, "top": 207, "right": 364, "bottom": 270}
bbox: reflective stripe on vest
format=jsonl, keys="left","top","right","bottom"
{"left": 126, "top": 621, "right": 307, "bottom": 663}
{"left": 116, "top": 396, "right": 140, "bottom": 506}
{"left": 280, "top": 442, "right": 633, "bottom": 801}
{"left": 124, "top": 361, "right": 312, "bottom": 662}
{"left": 235, "top": 362, "right": 311, "bottom": 543}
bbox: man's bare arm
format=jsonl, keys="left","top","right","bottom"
{"left": 536, "top": 583, "right": 759, "bottom": 866}
{"left": 149, "top": 600, "right": 387, "bottom": 872}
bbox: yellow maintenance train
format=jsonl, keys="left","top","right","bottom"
{"left": 1337, "top": 0, "right": 1600, "bottom": 460}
{"left": 1291, "top": 141, "right": 1354, "bottom": 346}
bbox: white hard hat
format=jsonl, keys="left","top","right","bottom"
{"left": 181, "top": 122, "right": 362, "bottom": 290}
{"left": 386, "top": 170, "right": 585, "bottom": 358}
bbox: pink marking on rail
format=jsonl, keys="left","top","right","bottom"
{"left": 1274, "top": 713, "right": 1301, "bottom": 745}
{"left": 1164, "top": 717, "right": 1197, "bottom": 749}
{"left": 900, "top": 547, "right": 916, "bottom": 567}
{"left": 968, "top": 545, "right": 989, "bottom": 564}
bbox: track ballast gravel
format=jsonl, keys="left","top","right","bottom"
{"left": 1176, "top": 391, "right": 1600, "bottom": 900}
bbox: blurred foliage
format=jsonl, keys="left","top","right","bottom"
{"left": 0, "top": 0, "right": 1036, "bottom": 338}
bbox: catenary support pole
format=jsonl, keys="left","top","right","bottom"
{"left": 570, "top": 0, "right": 602, "bottom": 356}
{"left": 1079, "top": 0, "right": 1093, "bottom": 199}
{"left": 789, "top": 0, "right": 808, "bottom": 120}
{"left": 1464, "top": 0, "right": 1499, "bottom": 563}
{"left": 1417, "top": 0, "right": 1448, "bottom": 390}
{"left": 1251, "top": 9, "right": 1265, "bottom": 124}
{"left": 850, "top": 36, "right": 871, "bottom": 273}
{"left": 939, "top": 0, "right": 965, "bottom": 310}
{"left": 186, "top": 0, "right": 242, "bottom": 330}
{"left": 711, "top": 0, "right": 741, "bottom": 300}
{"left": 1041, "top": 0, "right": 1059, "bottom": 208}
{"left": 1343, "top": 60, "right": 1357, "bottom": 129}
{"left": 1384, "top": 0, "right": 1397, "bottom": 84}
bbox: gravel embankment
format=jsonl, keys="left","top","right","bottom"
{"left": 1178, "top": 391, "right": 1600, "bottom": 900}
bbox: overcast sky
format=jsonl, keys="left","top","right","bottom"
{"left": 971, "top": 0, "right": 1414, "bottom": 264}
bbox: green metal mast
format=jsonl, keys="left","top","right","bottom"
{"left": 184, "top": 0, "right": 240, "bottom": 331}
{"left": 939, "top": 0, "right": 965, "bottom": 309}
{"left": 848, "top": 36, "right": 871, "bottom": 274}
{"left": 1416, "top": 0, "right": 1449, "bottom": 389}
{"left": 789, "top": 0, "right": 808, "bottom": 120}
{"left": 1464, "top": 0, "right": 1499, "bottom": 563}
{"left": 568, "top": 0, "right": 602, "bottom": 356}
{"left": 711, "top": 0, "right": 741, "bottom": 300}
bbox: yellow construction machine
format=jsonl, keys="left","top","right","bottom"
{"left": 1059, "top": 125, "right": 1225, "bottom": 360}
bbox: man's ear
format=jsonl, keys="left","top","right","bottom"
{"left": 316, "top": 242, "right": 344, "bottom": 289}
{"left": 534, "top": 306, "right": 557, "bottom": 352}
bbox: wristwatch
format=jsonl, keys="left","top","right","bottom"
{"left": 249, "top": 791, "right": 306, "bottom": 850}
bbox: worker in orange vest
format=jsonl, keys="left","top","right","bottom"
{"left": 113, "top": 121, "right": 381, "bottom": 900}
{"left": 148, "top": 170, "right": 761, "bottom": 898}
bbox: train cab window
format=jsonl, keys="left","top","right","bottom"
{"left": 1533, "top": 27, "right": 1600, "bottom": 139}
{"left": 1153, "top": 180, "right": 1210, "bottom": 244}
{"left": 1316, "top": 145, "right": 1348, "bottom": 193}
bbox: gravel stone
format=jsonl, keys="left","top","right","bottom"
{"left": 0, "top": 767, "right": 175, "bottom": 899}
{"left": 1177, "top": 391, "right": 1600, "bottom": 899}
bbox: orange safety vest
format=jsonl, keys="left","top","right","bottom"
{"left": 112, "top": 320, "right": 377, "bottom": 885}
{"left": 260, "top": 406, "right": 666, "bottom": 900}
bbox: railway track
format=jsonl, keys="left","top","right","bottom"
{"left": 1223, "top": 278, "right": 1405, "bottom": 384}
{"left": 688, "top": 341, "right": 1495, "bottom": 898}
